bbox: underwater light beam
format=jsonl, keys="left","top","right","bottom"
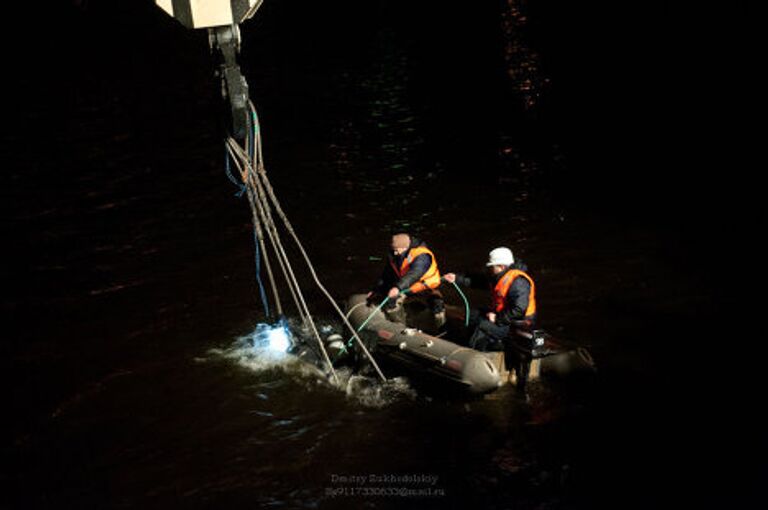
{"left": 267, "top": 325, "right": 291, "bottom": 352}
{"left": 252, "top": 322, "right": 293, "bottom": 354}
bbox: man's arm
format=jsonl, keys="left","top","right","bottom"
{"left": 444, "top": 271, "right": 486, "bottom": 289}
{"left": 395, "top": 253, "right": 432, "bottom": 290}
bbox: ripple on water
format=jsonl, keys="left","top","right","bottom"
{"left": 204, "top": 328, "right": 417, "bottom": 409}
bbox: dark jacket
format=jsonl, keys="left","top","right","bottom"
{"left": 454, "top": 261, "right": 534, "bottom": 326}
{"left": 373, "top": 238, "right": 435, "bottom": 293}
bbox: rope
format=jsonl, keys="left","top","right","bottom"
{"left": 228, "top": 138, "right": 307, "bottom": 325}
{"left": 230, "top": 139, "right": 335, "bottom": 381}
{"left": 244, "top": 102, "right": 387, "bottom": 382}
{"left": 222, "top": 98, "right": 390, "bottom": 383}
{"left": 252, "top": 229, "right": 271, "bottom": 318}
{"left": 249, "top": 160, "right": 311, "bottom": 326}
{"left": 231, "top": 137, "right": 317, "bottom": 337}
{"left": 225, "top": 146, "right": 270, "bottom": 316}
{"left": 226, "top": 143, "right": 284, "bottom": 316}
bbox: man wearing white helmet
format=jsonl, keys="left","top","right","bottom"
{"left": 444, "top": 246, "right": 536, "bottom": 349}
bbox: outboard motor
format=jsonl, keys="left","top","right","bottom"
{"left": 509, "top": 328, "right": 596, "bottom": 389}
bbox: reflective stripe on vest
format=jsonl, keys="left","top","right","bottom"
{"left": 389, "top": 246, "right": 441, "bottom": 293}
{"left": 492, "top": 269, "right": 536, "bottom": 318}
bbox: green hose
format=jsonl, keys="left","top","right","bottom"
{"left": 351, "top": 295, "right": 391, "bottom": 338}
{"left": 449, "top": 281, "right": 471, "bottom": 327}
{"left": 334, "top": 296, "right": 390, "bottom": 361}
{"left": 333, "top": 283, "right": 468, "bottom": 364}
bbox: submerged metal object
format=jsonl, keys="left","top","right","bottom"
{"left": 346, "top": 294, "right": 502, "bottom": 394}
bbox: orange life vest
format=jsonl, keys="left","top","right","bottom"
{"left": 389, "top": 246, "right": 441, "bottom": 293}
{"left": 492, "top": 268, "right": 536, "bottom": 318}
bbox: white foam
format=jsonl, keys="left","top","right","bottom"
{"left": 205, "top": 323, "right": 417, "bottom": 408}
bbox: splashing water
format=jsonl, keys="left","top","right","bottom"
{"left": 332, "top": 367, "right": 416, "bottom": 408}
{"left": 204, "top": 321, "right": 417, "bottom": 408}
{"left": 204, "top": 324, "right": 320, "bottom": 376}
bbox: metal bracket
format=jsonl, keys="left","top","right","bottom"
{"left": 209, "top": 24, "right": 250, "bottom": 141}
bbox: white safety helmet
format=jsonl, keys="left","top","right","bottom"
{"left": 486, "top": 247, "right": 514, "bottom": 267}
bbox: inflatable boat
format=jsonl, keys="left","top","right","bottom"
{"left": 338, "top": 293, "right": 595, "bottom": 395}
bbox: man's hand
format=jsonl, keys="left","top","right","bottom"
{"left": 443, "top": 273, "right": 456, "bottom": 283}
{"left": 486, "top": 312, "right": 497, "bottom": 323}
{"left": 387, "top": 287, "right": 401, "bottom": 299}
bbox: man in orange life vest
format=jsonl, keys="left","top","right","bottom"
{"left": 443, "top": 246, "right": 536, "bottom": 351}
{"left": 368, "top": 233, "right": 445, "bottom": 327}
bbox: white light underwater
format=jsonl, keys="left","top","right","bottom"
{"left": 251, "top": 322, "right": 292, "bottom": 354}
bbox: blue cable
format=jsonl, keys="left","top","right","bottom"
{"left": 224, "top": 141, "right": 268, "bottom": 317}
{"left": 224, "top": 147, "right": 246, "bottom": 197}
{"left": 247, "top": 107, "right": 272, "bottom": 319}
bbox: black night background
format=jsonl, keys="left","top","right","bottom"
{"left": 2, "top": 1, "right": 762, "bottom": 509}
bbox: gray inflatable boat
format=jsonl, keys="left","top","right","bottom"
{"left": 342, "top": 294, "right": 595, "bottom": 395}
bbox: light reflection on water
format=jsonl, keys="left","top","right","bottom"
{"left": 502, "top": 0, "right": 548, "bottom": 111}
{"left": 204, "top": 324, "right": 418, "bottom": 410}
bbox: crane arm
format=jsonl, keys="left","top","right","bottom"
{"left": 155, "top": 0, "right": 265, "bottom": 141}
{"left": 155, "top": 0, "right": 263, "bottom": 29}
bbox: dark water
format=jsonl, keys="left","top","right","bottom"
{"left": 2, "top": 1, "right": 762, "bottom": 509}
